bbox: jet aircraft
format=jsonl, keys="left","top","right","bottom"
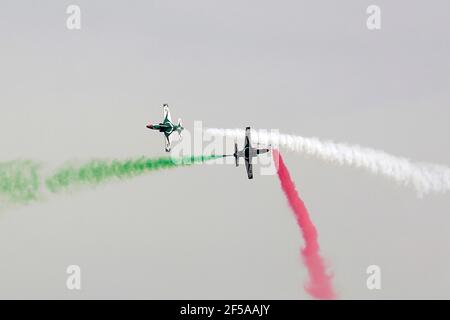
{"left": 146, "top": 104, "right": 183, "bottom": 152}
{"left": 233, "top": 127, "right": 271, "bottom": 179}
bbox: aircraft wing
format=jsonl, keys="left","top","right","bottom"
{"left": 164, "top": 132, "right": 172, "bottom": 152}
{"left": 245, "top": 156, "right": 253, "bottom": 179}
{"left": 245, "top": 127, "right": 251, "bottom": 149}
{"left": 163, "top": 104, "right": 172, "bottom": 123}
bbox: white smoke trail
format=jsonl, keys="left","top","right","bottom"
{"left": 205, "top": 128, "right": 450, "bottom": 195}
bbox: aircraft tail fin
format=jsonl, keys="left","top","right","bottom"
{"left": 234, "top": 140, "right": 239, "bottom": 167}
{"left": 177, "top": 118, "right": 183, "bottom": 139}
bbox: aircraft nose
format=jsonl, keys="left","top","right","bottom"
{"left": 146, "top": 124, "right": 153, "bottom": 129}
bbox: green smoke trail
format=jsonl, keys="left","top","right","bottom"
{"left": 0, "top": 160, "right": 42, "bottom": 204}
{"left": 45, "top": 154, "right": 221, "bottom": 193}
{"left": 0, "top": 155, "right": 221, "bottom": 206}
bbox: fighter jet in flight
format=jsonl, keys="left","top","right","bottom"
{"left": 233, "top": 127, "right": 271, "bottom": 179}
{"left": 146, "top": 104, "right": 184, "bottom": 152}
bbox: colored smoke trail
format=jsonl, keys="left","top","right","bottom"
{"left": 206, "top": 128, "right": 450, "bottom": 195}
{"left": 0, "top": 155, "right": 220, "bottom": 205}
{"left": 0, "top": 160, "right": 42, "bottom": 204}
{"left": 46, "top": 154, "right": 221, "bottom": 193}
{"left": 273, "top": 149, "right": 336, "bottom": 299}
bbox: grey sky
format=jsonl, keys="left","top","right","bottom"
{"left": 0, "top": 0, "right": 449, "bottom": 299}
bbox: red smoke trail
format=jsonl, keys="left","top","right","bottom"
{"left": 273, "top": 149, "right": 336, "bottom": 299}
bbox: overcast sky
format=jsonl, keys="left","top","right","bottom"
{"left": 0, "top": 0, "right": 449, "bottom": 299}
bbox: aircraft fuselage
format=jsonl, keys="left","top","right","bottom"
{"left": 147, "top": 123, "right": 180, "bottom": 135}
{"left": 152, "top": 123, "right": 170, "bottom": 131}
